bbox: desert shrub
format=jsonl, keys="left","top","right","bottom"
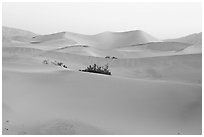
{"left": 63, "top": 64, "right": 68, "bottom": 68}
{"left": 57, "top": 62, "right": 63, "bottom": 66}
{"left": 112, "top": 56, "right": 118, "bottom": 59}
{"left": 43, "top": 59, "right": 68, "bottom": 69}
{"left": 42, "top": 60, "right": 49, "bottom": 64}
{"left": 80, "top": 64, "right": 111, "bottom": 75}
{"left": 105, "top": 56, "right": 118, "bottom": 59}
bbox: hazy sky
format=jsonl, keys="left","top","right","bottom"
{"left": 2, "top": 2, "right": 202, "bottom": 39}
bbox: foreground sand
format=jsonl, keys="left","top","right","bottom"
{"left": 3, "top": 67, "right": 201, "bottom": 134}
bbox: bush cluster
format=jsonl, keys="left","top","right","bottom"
{"left": 105, "top": 56, "right": 118, "bottom": 59}
{"left": 80, "top": 64, "right": 111, "bottom": 75}
{"left": 42, "top": 59, "right": 68, "bottom": 68}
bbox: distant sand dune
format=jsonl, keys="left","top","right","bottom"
{"left": 3, "top": 26, "right": 36, "bottom": 43}
{"left": 164, "top": 32, "right": 202, "bottom": 45}
{"left": 120, "top": 41, "right": 191, "bottom": 51}
{"left": 30, "top": 30, "right": 160, "bottom": 49}
{"left": 3, "top": 26, "right": 201, "bottom": 57}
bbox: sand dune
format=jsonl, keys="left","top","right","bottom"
{"left": 90, "top": 30, "right": 160, "bottom": 49}
{"left": 164, "top": 32, "right": 202, "bottom": 45}
{"left": 51, "top": 45, "right": 100, "bottom": 56}
{"left": 2, "top": 46, "right": 201, "bottom": 84}
{"left": 3, "top": 26, "right": 201, "bottom": 58}
{"left": 120, "top": 41, "right": 191, "bottom": 52}
{"left": 178, "top": 44, "right": 202, "bottom": 54}
{"left": 2, "top": 26, "right": 202, "bottom": 135}
{"left": 38, "top": 50, "right": 202, "bottom": 84}
{"left": 30, "top": 32, "right": 77, "bottom": 46}
{"left": 2, "top": 26, "right": 36, "bottom": 43}
{"left": 44, "top": 41, "right": 197, "bottom": 58}
{"left": 30, "top": 30, "right": 160, "bottom": 49}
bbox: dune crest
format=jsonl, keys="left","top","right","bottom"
{"left": 164, "top": 32, "right": 202, "bottom": 45}
{"left": 30, "top": 29, "right": 160, "bottom": 49}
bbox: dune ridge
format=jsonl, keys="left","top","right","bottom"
{"left": 30, "top": 29, "right": 160, "bottom": 49}
{"left": 164, "top": 32, "right": 202, "bottom": 45}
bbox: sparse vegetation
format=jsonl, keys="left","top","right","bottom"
{"left": 105, "top": 56, "right": 118, "bottom": 59}
{"left": 42, "top": 59, "right": 68, "bottom": 69}
{"left": 112, "top": 56, "right": 118, "bottom": 59}
{"left": 79, "top": 64, "right": 111, "bottom": 75}
{"left": 43, "top": 60, "right": 49, "bottom": 64}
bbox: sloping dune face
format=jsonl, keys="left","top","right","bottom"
{"left": 163, "top": 32, "right": 202, "bottom": 55}
{"left": 119, "top": 41, "right": 191, "bottom": 52}
{"left": 110, "top": 54, "right": 202, "bottom": 83}
{"left": 164, "top": 32, "right": 202, "bottom": 45}
{"left": 90, "top": 30, "right": 160, "bottom": 49}
{"left": 31, "top": 32, "right": 77, "bottom": 46}
{"left": 2, "top": 26, "right": 36, "bottom": 43}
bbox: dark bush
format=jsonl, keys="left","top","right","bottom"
{"left": 80, "top": 64, "right": 111, "bottom": 75}
{"left": 112, "top": 56, "right": 118, "bottom": 59}
{"left": 42, "top": 60, "right": 49, "bottom": 64}
{"left": 57, "top": 62, "right": 63, "bottom": 66}
{"left": 43, "top": 59, "right": 68, "bottom": 69}
{"left": 105, "top": 56, "right": 118, "bottom": 59}
{"left": 63, "top": 65, "right": 68, "bottom": 68}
